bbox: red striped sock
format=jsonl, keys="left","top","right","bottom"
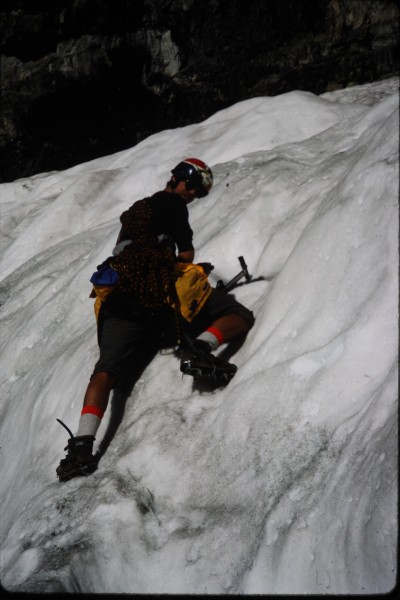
{"left": 206, "top": 326, "right": 224, "bottom": 345}
{"left": 81, "top": 405, "right": 105, "bottom": 419}
{"left": 76, "top": 405, "right": 104, "bottom": 437}
{"left": 197, "top": 327, "right": 224, "bottom": 351}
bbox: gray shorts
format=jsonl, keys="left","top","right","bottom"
{"left": 93, "top": 314, "right": 160, "bottom": 380}
{"left": 186, "top": 288, "right": 255, "bottom": 337}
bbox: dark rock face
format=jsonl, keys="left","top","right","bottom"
{"left": 1, "top": 0, "right": 398, "bottom": 182}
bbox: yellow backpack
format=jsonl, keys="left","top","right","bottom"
{"left": 169, "top": 262, "right": 212, "bottom": 322}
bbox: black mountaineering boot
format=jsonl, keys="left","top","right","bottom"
{"left": 180, "top": 339, "right": 237, "bottom": 382}
{"left": 56, "top": 435, "right": 97, "bottom": 482}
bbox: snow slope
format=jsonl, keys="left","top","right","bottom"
{"left": 0, "top": 77, "right": 398, "bottom": 594}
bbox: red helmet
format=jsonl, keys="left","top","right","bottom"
{"left": 171, "top": 158, "right": 213, "bottom": 197}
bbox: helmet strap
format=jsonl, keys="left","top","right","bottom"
{"left": 167, "top": 176, "right": 180, "bottom": 190}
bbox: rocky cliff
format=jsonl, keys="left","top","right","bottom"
{"left": 1, "top": 0, "right": 398, "bottom": 182}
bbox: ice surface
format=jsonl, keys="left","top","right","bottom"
{"left": 0, "top": 77, "right": 398, "bottom": 594}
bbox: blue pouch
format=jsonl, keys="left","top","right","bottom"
{"left": 90, "top": 262, "right": 119, "bottom": 286}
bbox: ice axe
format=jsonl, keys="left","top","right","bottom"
{"left": 216, "top": 256, "right": 254, "bottom": 293}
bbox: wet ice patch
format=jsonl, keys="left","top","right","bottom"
{"left": 291, "top": 337, "right": 345, "bottom": 376}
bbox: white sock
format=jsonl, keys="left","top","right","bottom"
{"left": 76, "top": 413, "right": 101, "bottom": 438}
{"left": 197, "top": 330, "right": 219, "bottom": 351}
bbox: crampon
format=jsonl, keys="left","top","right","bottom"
{"left": 180, "top": 339, "right": 237, "bottom": 383}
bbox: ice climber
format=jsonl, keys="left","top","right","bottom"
{"left": 56, "top": 158, "right": 255, "bottom": 481}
